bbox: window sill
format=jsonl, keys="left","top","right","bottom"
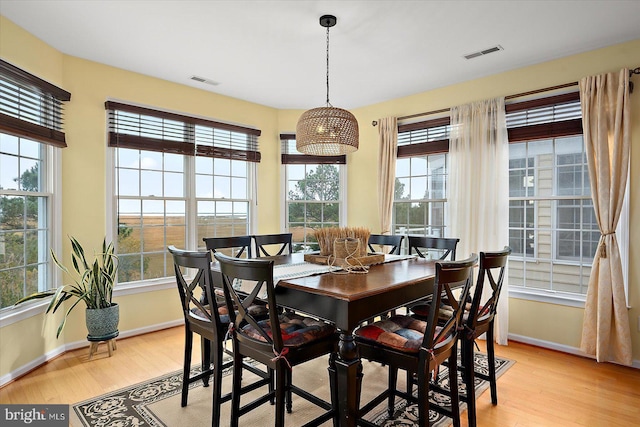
{"left": 114, "top": 277, "right": 176, "bottom": 296}
{"left": 0, "top": 299, "right": 50, "bottom": 327}
{"left": 509, "top": 287, "right": 586, "bottom": 308}
{"left": 0, "top": 279, "right": 176, "bottom": 328}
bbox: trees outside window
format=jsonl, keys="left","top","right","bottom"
{"left": 280, "top": 135, "right": 344, "bottom": 252}
{"left": 286, "top": 164, "right": 341, "bottom": 252}
{"left": 1, "top": 138, "right": 50, "bottom": 309}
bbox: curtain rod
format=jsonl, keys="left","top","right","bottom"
{"left": 371, "top": 67, "right": 640, "bottom": 126}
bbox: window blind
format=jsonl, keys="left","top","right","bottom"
{"left": 395, "top": 92, "right": 583, "bottom": 154}
{"left": 106, "top": 101, "right": 261, "bottom": 162}
{"left": 506, "top": 92, "right": 582, "bottom": 142}
{"left": 396, "top": 116, "right": 450, "bottom": 157}
{"left": 0, "top": 59, "right": 71, "bottom": 148}
{"left": 280, "top": 133, "right": 346, "bottom": 164}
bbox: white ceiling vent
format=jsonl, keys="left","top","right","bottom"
{"left": 190, "top": 75, "right": 220, "bottom": 86}
{"left": 463, "top": 45, "right": 504, "bottom": 60}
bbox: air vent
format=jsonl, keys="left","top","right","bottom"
{"left": 463, "top": 45, "right": 503, "bottom": 60}
{"left": 190, "top": 75, "right": 220, "bottom": 86}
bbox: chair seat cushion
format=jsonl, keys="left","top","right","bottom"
{"left": 241, "top": 312, "right": 335, "bottom": 347}
{"left": 410, "top": 303, "right": 454, "bottom": 319}
{"left": 191, "top": 302, "right": 268, "bottom": 324}
{"left": 355, "top": 315, "right": 443, "bottom": 353}
{"left": 191, "top": 303, "right": 231, "bottom": 323}
{"left": 213, "top": 287, "right": 269, "bottom": 319}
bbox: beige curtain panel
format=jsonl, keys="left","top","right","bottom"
{"left": 449, "top": 97, "right": 510, "bottom": 345}
{"left": 579, "top": 69, "right": 632, "bottom": 366}
{"left": 377, "top": 117, "right": 398, "bottom": 235}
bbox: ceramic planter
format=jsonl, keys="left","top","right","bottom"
{"left": 86, "top": 303, "right": 119, "bottom": 340}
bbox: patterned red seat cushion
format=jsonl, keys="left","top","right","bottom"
{"left": 355, "top": 315, "right": 443, "bottom": 353}
{"left": 240, "top": 312, "right": 335, "bottom": 347}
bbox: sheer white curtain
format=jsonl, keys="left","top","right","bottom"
{"left": 449, "top": 97, "right": 510, "bottom": 345}
{"left": 579, "top": 69, "right": 632, "bottom": 365}
{"left": 377, "top": 117, "right": 398, "bottom": 235}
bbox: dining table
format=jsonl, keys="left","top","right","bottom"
{"left": 263, "top": 252, "right": 438, "bottom": 427}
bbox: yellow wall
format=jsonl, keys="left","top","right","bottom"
{"left": 508, "top": 298, "right": 585, "bottom": 348}
{"left": 1, "top": 13, "right": 639, "bottom": 380}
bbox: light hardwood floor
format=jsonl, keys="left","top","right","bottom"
{"left": 1, "top": 326, "right": 639, "bottom": 426}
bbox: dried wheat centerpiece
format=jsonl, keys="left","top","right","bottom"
{"left": 305, "top": 227, "right": 383, "bottom": 269}
{"left": 314, "top": 227, "right": 370, "bottom": 257}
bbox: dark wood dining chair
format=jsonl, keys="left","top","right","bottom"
{"left": 367, "top": 234, "right": 404, "bottom": 255}
{"left": 354, "top": 254, "right": 477, "bottom": 427}
{"left": 168, "top": 246, "right": 271, "bottom": 427}
{"left": 361, "top": 234, "right": 405, "bottom": 323}
{"left": 408, "top": 235, "right": 461, "bottom": 319}
{"left": 253, "top": 233, "right": 293, "bottom": 257}
{"left": 408, "top": 235, "right": 460, "bottom": 260}
{"left": 201, "top": 236, "right": 254, "bottom": 311}
{"left": 457, "top": 246, "right": 511, "bottom": 427}
{"left": 203, "top": 235, "right": 253, "bottom": 258}
{"left": 214, "top": 252, "right": 337, "bottom": 427}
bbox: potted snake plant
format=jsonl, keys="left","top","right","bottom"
{"left": 15, "top": 236, "right": 119, "bottom": 340}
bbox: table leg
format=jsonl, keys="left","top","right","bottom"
{"left": 329, "top": 329, "right": 363, "bottom": 427}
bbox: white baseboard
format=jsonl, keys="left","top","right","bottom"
{"left": 0, "top": 319, "right": 184, "bottom": 387}
{"left": 508, "top": 333, "right": 640, "bottom": 369}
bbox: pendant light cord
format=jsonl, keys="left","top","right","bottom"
{"left": 326, "top": 25, "right": 331, "bottom": 106}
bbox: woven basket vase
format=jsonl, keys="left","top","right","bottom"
{"left": 334, "top": 237, "right": 365, "bottom": 259}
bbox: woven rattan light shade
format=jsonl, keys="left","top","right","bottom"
{"left": 296, "top": 106, "right": 359, "bottom": 156}
{"left": 296, "top": 15, "right": 359, "bottom": 156}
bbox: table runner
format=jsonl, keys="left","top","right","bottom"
{"left": 214, "top": 253, "right": 415, "bottom": 298}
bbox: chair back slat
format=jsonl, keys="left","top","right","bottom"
{"left": 254, "top": 233, "right": 293, "bottom": 257}
{"left": 423, "top": 253, "right": 477, "bottom": 352}
{"left": 367, "top": 234, "right": 404, "bottom": 255}
{"left": 214, "top": 253, "right": 284, "bottom": 352}
{"left": 467, "top": 246, "right": 511, "bottom": 331}
{"left": 203, "top": 236, "right": 253, "bottom": 259}
{"left": 408, "top": 236, "right": 460, "bottom": 260}
{"left": 168, "top": 246, "right": 223, "bottom": 328}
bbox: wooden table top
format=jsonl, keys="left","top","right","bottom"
{"left": 271, "top": 253, "right": 437, "bottom": 331}
{"left": 273, "top": 253, "right": 437, "bottom": 301}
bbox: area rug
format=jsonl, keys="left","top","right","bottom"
{"left": 71, "top": 351, "right": 514, "bottom": 427}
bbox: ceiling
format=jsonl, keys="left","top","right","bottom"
{"left": 2, "top": 1, "right": 639, "bottom": 109}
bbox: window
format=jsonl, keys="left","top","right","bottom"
{"left": 280, "top": 134, "right": 344, "bottom": 252}
{"left": 393, "top": 118, "right": 450, "bottom": 244}
{"left": 507, "top": 93, "right": 597, "bottom": 296}
{"left": 108, "top": 102, "right": 260, "bottom": 284}
{"left": 0, "top": 136, "right": 52, "bottom": 309}
{"left": 0, "top": 59, "right": 69, "bottom": 310}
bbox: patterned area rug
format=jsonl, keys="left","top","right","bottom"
{"left": 71, "top": 351, "right": 514, "bottom": 427}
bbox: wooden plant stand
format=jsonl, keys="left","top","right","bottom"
{"left": 87, "top": 331, "right": 119, "bottom": 360}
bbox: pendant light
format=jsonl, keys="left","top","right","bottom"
{"left": 296, "top": 15, "right": 359, "bottom": 156}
